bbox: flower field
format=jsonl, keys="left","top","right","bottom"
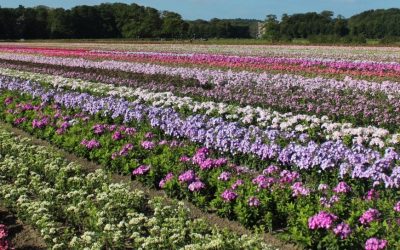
{"left": 0, "top": 43, "right": 399, "bottom": 249}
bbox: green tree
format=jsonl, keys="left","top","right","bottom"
{"left": 262, "top": 14, "right": 280, "bottom": 41}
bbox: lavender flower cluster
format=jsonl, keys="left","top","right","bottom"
{"left": 1, "top": 75, "right": 400, "bottom": 189}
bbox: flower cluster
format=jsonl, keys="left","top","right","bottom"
{"left": 132, "top": 165, "right": 150, "bottom": 176}
{"left": 80, "top": 139, "right": 101, "bottom": 150}
{"left": 308, "top": 211, "right": 338, "bottom": 230}
{"left": 359, "top": 208, "right": 380, "bottom": 225}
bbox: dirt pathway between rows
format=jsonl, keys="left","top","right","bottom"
{"left": 0, "top": 121, "right": 300, "bottom": 250}
{"left": 0, "top": 205, "right": 46, "bottom": 250}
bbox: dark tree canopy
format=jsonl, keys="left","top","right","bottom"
{"left": 263, "top": 9, "right": 400, "bottom": 43}
{"left": 0, "top": 3, "right": 256, "bottom": 39}
{"left": 0, "top": 3, "right": 399, "bottom": 42}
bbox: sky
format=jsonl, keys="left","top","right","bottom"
{"left": 0, "top": 0, "right": 399, "bottom": 20}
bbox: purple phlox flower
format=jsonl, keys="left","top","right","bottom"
{"left": 132, "top": 165, "right": 150, "bottom": 176}
{"left": 213, "top": 158, "right": 228, "bottom": 167}
{"left": 279, "top": 170, "right": 299, "bottom": 184}
{"left": 291, "top": 182, "right": 310, "bottom": 197}
{"left": 112, "top": 143, "right": 134, "bottom": 159}
{"left": 145, "top": 132, "right": 154, "bottom": 139}
{"left": 231, "top": 179, "right": 244, "bottom": 190}
{"left": 92, "top": 124, "right": 106, "bottom": 135}
{"left": 333, "top": 181, "right": 352, "bottom": 194}
{"left": 199, "top": 158, "right": 215, "bottom": 170}
{"left": 318, "top": 183, "right": 329, "bottom": 192}
{"left": 112, "top": 131, "right": 124, "bottom": 141}
{"left": 365, "top": 238, "right": 387, "bottom": 250}
{"left": 80, "top": 139, "right": 101, "bottom": 150}
{"left": 124, "top": 127, "right": 136, "bottom": 135}
{"left": 393, "top": 201, "right": 400, "bottom": 212}
{"left": 252, "top": 175, "right": 275, "bottom": 189}
{"left": 192, "top": 147, "right": 209, "bottom": 165}
{"left": 158, "top": 140, "right": 168, "bottom": 145}
{"left": 32, "top": 117, "right": 49, "bottom": 129}
{"left": 218, "top": 172, "right": 231, "bottom": 181}
{"left": 178, "top": 170, "right": 196, "bottom": 183}
{"left": 330, "top": 194, "right": 340, "bottom": 204}
{"left": 263, "top": 165, "right": 279, "bottom": 175}
{"left": 159, "top": 173, "right": 174, "bottom": 188}
{"left": 13, "top": 117, "right": 27, "bottom": 125}
{"left": 107, "top": 124, "right": 117, "bottom": 131}
{"left": 188, "top": 180, "right": 205, "bottom": 192}
{"left": 248, "top": 196, "right": 260, "bottom": 207}
{"left": 333, "top": 222, "right": 351, "bottom": 239}
{"left": 180, "top": 155, "right": 191, "bottom": 162}
{"left": 359, "top": 208, "right": 380, "bottom": 225}
{"left": 365, "top": 189, "right": 379, "bottom": 201}
{"left": 86, "top": 140, "right": 100, "bottom": 149}
{"left": 308, "top": 211, "right": 338, "bottom": 230}
{"left": 141, "top": 140, "right": 155, "bottom": 150}
{"left": 221, "top": 189, "right": 238, "bottom": 202}
{"left": 4, "top": 97, "right": 13, "bottom": 105}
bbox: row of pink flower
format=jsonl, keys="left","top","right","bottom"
{"left": 0, "top": 47, "right": 400, "bottom": 73}
{"left": 73, "top": 43, "right": 400, "bottom": 62}
{"left": 308, "top": 209, "right": 391, "bottom": 249}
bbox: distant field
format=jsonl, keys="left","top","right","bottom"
{"left": 1, "top": 38, "right": 399, "bottom": 46}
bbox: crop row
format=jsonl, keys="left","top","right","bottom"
{"left": 5, "top": 43, "right": 399, "bottom": 61}
{"left": 2, "top": 46, "right": 400, "bottom": 77}
{"left": 0, "top": 75, "right": 399, "bottom": 248}
{"left": 1, "top": 74, "right": 398, "bottom": 184}
{"left": 0, "top": 66, "right": 396, "bottom": 151}
{"left": 0, "top": 126, "right": 270, "bottom": 249}
{"left": 0, "top": 49, "right": 400, "bottom": 94}
{"left": 0, "top": 53, "right": 400, "bottom": 131}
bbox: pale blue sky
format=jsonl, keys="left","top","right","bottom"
{"left": 1, "top": 0, "right": 399, "bottom": 20}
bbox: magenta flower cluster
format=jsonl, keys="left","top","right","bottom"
{"left": 291, "top": 182, "right": 311, "bottom": 197}
{"left": 80, "top": 139, "right": 101, "bottom": 150}
{"left": 112, "top": 143, "right": 134, "bottom": 159}
{"left": 221, "top": 189, "right": 238, "bottom": 202}
{"left": 188, "top": 180, "right": 205, "bottom": 192}
{"left": 218, "top": 172, "right": 231, "bottom": 181}
{"left": 365, "top": 238, "right": 388, "bottom": 250}
{"left": 32, "top": 117, "right": 49, "bottom": 129}
{"left": 159, "top": 173, "right": 174, "bottom": 188}
{"left": 248, "top": 196, "right": 260, "bottom": 207}
{"left": 178, "top": 170, "right": 205, "bottom": 192}
{"left": 333, "top": 222, "right": 352, "bottom": 239}
{"left": 141, "top": 140, "right": 155, "bottom": 150}
{"left": 0, "top": 224, "right": 9, "bottom": 250}
{"left": 308, "top": 211, "right": 338, "bottom": 230}
{"left": 359, "top": 208, "right": 380, "bottom": 225}
{"left": 394, "top": 201, "right": 400, "bottom": 212}
{"left": 132, "top": 165, "right": 150, "bottom": 176}
{"left": 333, "top": 181, "right": 352, "bottom": 194}
{"left": 231, "top": 179, "right": 244, "bottom": 190}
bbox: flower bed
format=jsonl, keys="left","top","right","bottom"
{"left": 0, "top": 75, "right": 399, "bottom": 248}
{"left": 0, "top": 127, "right": 270, "bottom": 249}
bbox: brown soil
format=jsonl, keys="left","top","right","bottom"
{"left": 0, "top": 206, "right": 46, "bottom": 250}
{"left": 0, "top": 121, "right": 300, "bottom": 250}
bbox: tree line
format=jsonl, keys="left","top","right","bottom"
{"left": 263, "top": 9, "right": 400, "bottom": 43}
{"left": 0, "top": 3, "right": 256, "bottom": 39}
{"left": 0, "top": 3, "right": 399, "bottom": 42}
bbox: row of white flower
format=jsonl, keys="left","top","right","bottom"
{"left": 0, "top": 128, "right": 270, "bottom": 250}
{"left": 0, "top": 67, "right": 396, "bottom": 148}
